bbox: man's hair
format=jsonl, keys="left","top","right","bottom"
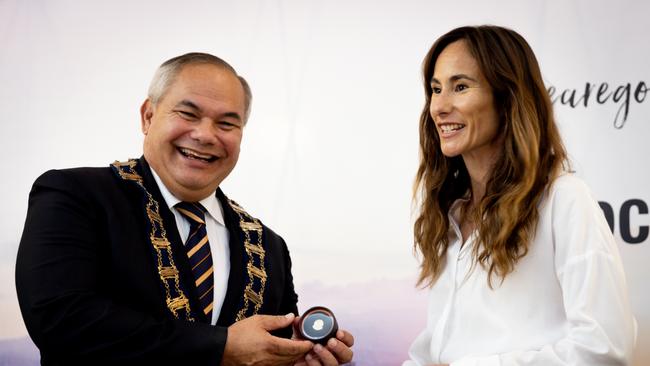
{"left": 147, "top": 52, "right": 252, "bottom": 121}
{"left": 413, "top": 25, "right": 569, "bottom": 287}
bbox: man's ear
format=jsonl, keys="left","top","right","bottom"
{"left": 140, "top": 99, "right": 153, "bottom": 134}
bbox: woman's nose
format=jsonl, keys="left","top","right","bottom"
{"left": 430, "top": 91, "right": 452, "bottom": 120}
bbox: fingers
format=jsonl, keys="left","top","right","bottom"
{"left": 270, "top": 336, "right": 313, "bottom": 357}
{"left": 301, "top": 337, "right": 354, "bottom": 366}
{"left": 291, "top": 315, "right": 302, "bottom": 339}
{"left": 260, "top": 313, "right": 296, "bottom": 331}
{"left": 304, "top": 356, "right": 319, "bottom": 366}
{"left": 325, "top": 337, "right": 353, "bottom": 364}
{"left": 293, "top": 315, "right": 302, "bottom": 328}
{"left": 290, "top": 324, "right": 355, "bottom": 365}
{"left": 335, "top": 329, "right": 355, "bottom": 347}
{"left": 304, "top": 350, "right": 323, "bottom": 366}
{"left": 224, "top": 314, "right": 314, "bottom": 365}
{"left": 314, "top": 343, "right": 340, "bottom": 366}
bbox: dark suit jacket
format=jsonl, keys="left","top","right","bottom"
{"left": 15, "top": 158, "right": 298, "bottom": 366}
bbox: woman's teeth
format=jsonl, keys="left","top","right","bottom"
{"left": 441, "top": 124, "right": 464, "bottom": 133}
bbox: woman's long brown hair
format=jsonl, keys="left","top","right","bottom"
{"left": 414, "top": 25, "right": 569, "bottom": 287}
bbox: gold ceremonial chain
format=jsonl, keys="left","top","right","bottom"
{"left": 111, "top": 159, "right": 268, "bottom": 322}
{"left": 112, "top": 160, "right": 194, "bottom": 321}
{"left": 230, "top": 200, "right": 268, "bottom": 322}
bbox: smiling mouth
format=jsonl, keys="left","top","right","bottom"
{"left": 178, "top": 147, "right": 218, "bottom": 162}
{"left": 440, "top": 123, "right": 465, "bottom": 133}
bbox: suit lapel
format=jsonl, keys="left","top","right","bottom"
{"left": 215, "top": 188, "right": 246, "bottom": 326}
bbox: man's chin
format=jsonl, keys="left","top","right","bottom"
{"left": 160, "top": 172, "right": 220, "bottom": 201}
{"left": 171, "top": 184, "right": 217, "bottom": 202}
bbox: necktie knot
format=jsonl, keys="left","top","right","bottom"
{"left": 176, "top": 202, "right": 207, "bottom": 225}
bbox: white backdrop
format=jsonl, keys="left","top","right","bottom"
{"left": 1, "top": 1, "right": 648, "bottom": 365}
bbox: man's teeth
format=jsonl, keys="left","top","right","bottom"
{"left": 441, "top": 124, "right": 464, "bottom": 133}
{"left": 179, "top": 148, "right": 214, "bottom": 161}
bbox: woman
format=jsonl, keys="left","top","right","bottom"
{"left": 404, "top": 25, "right": 636, "bottom": 365}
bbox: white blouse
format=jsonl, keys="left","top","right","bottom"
{"left": 404, "top": 174, "right": 636, "bottom": 366}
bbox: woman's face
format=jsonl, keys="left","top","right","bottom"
{"left": 429, "top": 40, "right": 502, "bottom": 164}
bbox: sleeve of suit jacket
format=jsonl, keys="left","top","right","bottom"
{"left": 16, "top": 169, "right": 227, "bottom": 365}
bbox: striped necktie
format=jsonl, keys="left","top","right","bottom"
{"left": 175, "top": 202, "right": 214, "bottom": 320}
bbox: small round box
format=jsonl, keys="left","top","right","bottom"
{"left": 298, "top": 306, "right": 338, "bottom": 344}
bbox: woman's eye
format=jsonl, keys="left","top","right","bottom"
{"left": 455, "top": 84, "right": 468, "bottom": 92}
{"left": 432, "top": 87, "right": 442, "bottom": 94}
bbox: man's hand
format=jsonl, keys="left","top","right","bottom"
{"left": 293, "top": 317, "right": 354, "bottom": 366}
{"left": 222, "top": 313, "right": 313, "bottom": 366}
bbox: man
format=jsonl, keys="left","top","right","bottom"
{"left": 16, "top": 53, "right": 353, "bottom": 366}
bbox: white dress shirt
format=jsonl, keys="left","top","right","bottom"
{"left": 404, "top": 174, "right": 636, "bottom": 366}
{"left": 151, "top": 169, "right": 230, "bottom": 325}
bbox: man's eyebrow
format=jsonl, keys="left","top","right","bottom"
{"left": 223, "top": 112, "right": 242, "bottom": 121}
{"left": 176, "top": 100, "right": 201, "bottom": 110}
{"left": 430, "top": 74, "right": 478, "bottom": 85}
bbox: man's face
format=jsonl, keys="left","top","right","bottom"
{"left": 141, "top": 63, "right": 246, "bottom": 202}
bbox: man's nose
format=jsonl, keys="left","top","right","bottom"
{"left": 190, "top": 118, "right": 218, "bottom": 145}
